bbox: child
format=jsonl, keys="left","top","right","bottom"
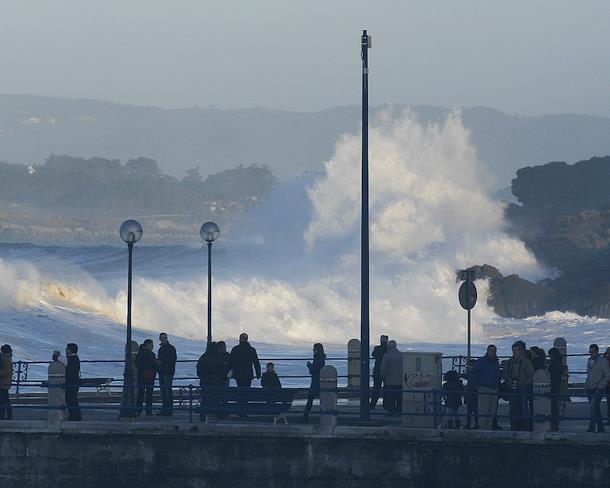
{"left": 443, "top": 370, "right": 464, "bottom": 429}
{"left": 261, "top": 362, "right": 282, "bottom": 389}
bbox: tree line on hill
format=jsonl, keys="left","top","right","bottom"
{"left": 0, "top": 155, "right": 276, "bottom": 215}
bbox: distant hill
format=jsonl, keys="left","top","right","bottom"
{"left": 0, "top": 155, "right": 275, "bottom": 244}
{"left": 2, "top": 95, "right": 610, "bottom": 188}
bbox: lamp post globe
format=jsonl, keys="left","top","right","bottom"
{"left": 118, "top": 219, "right": 142, "bottom": 419}
{"left": 201, "top": 222, "right": 219, "bottom": 344}
{"left": 200, "top": 221, "right": 220, "bottom": 243}
{"left": 120, "top": 219, "right": 143, "bottom": 244}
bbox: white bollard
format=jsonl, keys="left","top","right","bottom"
{"left": 47, "top": 360, "right": 66, "bottom": 426}
{"left": 533, "top": 369, "right": 551, "bottom": 434}
{"left": 320, "top": 365, "right": 338, "bottom": 433}
{"left": 347, "top": 339, "right": 360, "bottom": 389}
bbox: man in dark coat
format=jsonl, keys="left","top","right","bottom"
{"left": 157, "top": 332, "right": 177, "bottom": 416}
{"left": 65, "top": 343, "right": 81, "bottom": 421}
{"left": 136, "top": 339, "right": 157, "bottom": 416}
{"left": 229, "top": 333, "right": 261, "bottom": 388}
{"left": 370, "top": 335, "right": 388, "bottom": 409}
{"left": 196, "top": 342, "right": 228, "bottom": 421}
{"left": 229, "top": 333, "right": 261, "bottom": 416}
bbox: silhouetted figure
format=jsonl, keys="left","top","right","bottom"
{"left": 547, "top": 347, "right": 564, "bottom": 431}
{"left": 229, "top": 333, "right": 261, "bottom": 388}
{"left": 585, "top": 344, "right": 610, "bottom": 433}
{"left": 462, "top": 359, "right": 478, "bottom": 429}
{"left": 443, "top": 370, "right": 464, "bottom": 429}
{"left": 217, "top": 341, "right": 231, "bottom": 387}
{"left": 196, "top": 341, "right": 227, "bottom": 421}
{"left": 380, "top": 340, "right": 403, "bottom": 416}
{"left": 370, "top": 335, "right": 388, "bottom": 410}
{"left": 0, "top": 344, "right": 14, "bottom": 420}
{"left": 530, "top": 346, "right": 547, "bottom": 371}
{"left": 157, "top": 332, "right": 177, "bottom": 416}
{"left": 136, "top": 339, "right": 157, "bottom": 416}
{"left": 65, "top": 343, "right": 81, "bottom": 421}
{"left": 303, "top": 343, "right": 326, "bottom": 423}
{"left": 261, "top": 362, "right": 282, "bottom": 389}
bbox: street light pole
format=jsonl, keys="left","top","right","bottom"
{"left": 200, "top": 221, "right": 220, "bottom": 344}
{"left": 360, "top": 29, "right": 371, "bottom": 421}
{"left": 207, "top": 241, "right": 212, "bottom": 343}
{"left": 119, "top": 219, "right": 143, "bottom": 419}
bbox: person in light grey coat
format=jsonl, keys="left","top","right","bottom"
{"left": 379, "top": 340, "right": 402, "bottom": 415}
{"left": 585, "top": 344, "right": 610, "bottom": 433}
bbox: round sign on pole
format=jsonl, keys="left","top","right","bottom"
{"left": 458, "top": 281, "right": 477, "bottom": 310}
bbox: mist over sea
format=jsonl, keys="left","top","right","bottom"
{"left": 0, "top": 112, "right": 605, "bottom": 383}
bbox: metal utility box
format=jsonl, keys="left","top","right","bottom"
{"left": 402, "top": 351, "right": 443, "bottom": 428}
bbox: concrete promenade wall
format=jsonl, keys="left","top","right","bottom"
{"left": 0, "top": 421, "right": 609, "bottom": 487}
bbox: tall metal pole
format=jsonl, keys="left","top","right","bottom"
{"left": 467, "top": 270, "right": 473, "bottom": 363}
{"left": 360, "top": 29, "right": 370, "bottom": 421}
{"left": 120, "top": 242, "right": 136, "bottom": 417}
{"left": 207, "top": 241, "right": 213, "bottom": 343}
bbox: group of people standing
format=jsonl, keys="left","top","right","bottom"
{"left": 196, "top": 333, "right": 326, "bottom": 422}
{"left": 370, "top": 335, "right": 403, "bottom": 415}
{"left": 0, "top": 343, "right": 80, "bottom": 421}
{"left": 134, "top": 333, "right": 177, "bottom": 416}
{"left": 443, "top": 341, "right": 610, "bottom": 433}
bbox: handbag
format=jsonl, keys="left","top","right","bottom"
{"left": 142, "top": 368, "right": 155, "bottom": 381}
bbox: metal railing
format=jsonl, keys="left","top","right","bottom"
{"left": 8, "top": 353, "right": 593, "bottom": 396}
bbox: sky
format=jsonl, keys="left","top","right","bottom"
{"left": 0, "top": 0, "right": 609, "bottom": 116}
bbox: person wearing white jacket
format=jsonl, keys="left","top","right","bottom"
{"left": 585, "top": 344, "right": 610, "bottom": 433}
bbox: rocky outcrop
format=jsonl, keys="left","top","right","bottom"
{"left": 458, "top": 266, "right": 555, "bottom": 319}
{"left": 477, "top": 156, "right": 610, "bottom": 318}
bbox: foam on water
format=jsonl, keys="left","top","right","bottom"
{"left": 0, "top": 111, "right": 601, "bottom": 373}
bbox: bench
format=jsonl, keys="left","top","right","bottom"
{"left": 79, "top": 377, "right": 114, "bottom": 395}
{"left": 42, "top": 377, "right": 113, "bottom": 396}
{"left": 198, "top": 386, "right": 296, "bottom": 424}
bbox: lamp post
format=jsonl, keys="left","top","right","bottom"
{"left": 200, "top": 221, "right": 220, "bottom": 344}
{"left": 360, "top": 29, "right": 372, "bottom": 421}
{"left": 118, "top": 219, "right": 143, "bottom": 418}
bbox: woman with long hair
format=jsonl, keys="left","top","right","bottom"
{"left": 303, "top": 343, "right": 326, "bottom": 423}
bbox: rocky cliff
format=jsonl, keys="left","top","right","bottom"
{"left": 473, "top": 156, "right": 610, "bottom": 318}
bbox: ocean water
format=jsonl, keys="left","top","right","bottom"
{"left": 0, "top": 112, "right": 605, "bottom": 387}
{"left": 0, "top": 243, "right": 602, "bottom": 389}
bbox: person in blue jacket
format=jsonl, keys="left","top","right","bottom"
{"left": 303, "top": 343, "right": 326, "bottom": 423}
{"left": 469, "top": 344, "right": 501, "bottom": 430}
